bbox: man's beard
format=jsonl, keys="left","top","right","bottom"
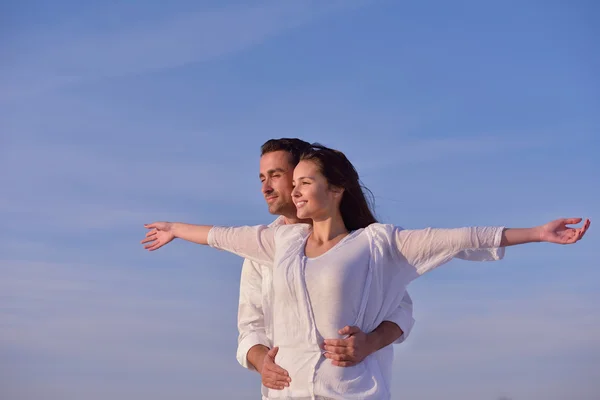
{"left": 268, "top": 201, "right": 284, "bottom": 215}
{"left": 268, "top": 198, "right": 293, "bottom": 216}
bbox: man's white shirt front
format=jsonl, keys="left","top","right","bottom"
{"left": 236, "top": 217, "right": 285, "bottom": 368}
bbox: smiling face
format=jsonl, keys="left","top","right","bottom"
{"left": 259, "top": 150, "right": 297, "bottom": 217}
{"left": 292, "top": 160, "right": 343, "bottom": 221}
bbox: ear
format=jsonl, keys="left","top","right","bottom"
{"left": 330, "top": 185, "right": 344, "bottom": 197}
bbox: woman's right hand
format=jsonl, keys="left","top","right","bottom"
{"left": 141, "top": 222, "right": 176, "bottom": 251}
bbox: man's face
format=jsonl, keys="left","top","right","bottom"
{"left": 259, "top": 150, "right": 296, "bottom": 216}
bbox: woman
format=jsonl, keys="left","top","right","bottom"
{"left": 141, "top": 144, "right": 590, "bottom": 400}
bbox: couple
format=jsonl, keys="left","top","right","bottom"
{"left": 141, "top": 138, "right": 590, "bottom": 399}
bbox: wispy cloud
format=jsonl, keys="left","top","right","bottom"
{"left": 1, "top": 1, "right": 364, "bottom": 100}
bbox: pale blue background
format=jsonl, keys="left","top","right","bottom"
{"left": 2, "top": 1, "right": 598, "bottom": 399}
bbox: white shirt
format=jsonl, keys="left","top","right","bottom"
{"left": 212, "top": 223, "right": 505, "bottom": 399}
{"left": 236, "top": 218, "right": 414, "bottom": 372}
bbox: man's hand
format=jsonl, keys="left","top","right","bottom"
{"left": 322, "top": 325, "right": 374, "bottom": 367}
{"left": 261, "top": 347, "right": 291, "bottom": 390}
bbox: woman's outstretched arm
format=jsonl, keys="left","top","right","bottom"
{"left": 394, "top": 218, "right": 590, "bottom": 277}
{"left": 501, "top": 218, "right": 590, "bottom": 246}
{"left": 142, "top": 222, "right": 211, "bottom": 249}
{"left": 141, "top": 221, "right": 278, "bottom": 266}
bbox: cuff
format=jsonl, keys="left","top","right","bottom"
{"left": 237, "top": 332, "right": 271, "bottom": 370}
{"left": 207, "top": 226, "right": 218, "bottom": 248}
{"left": 385, "top": 312, "right": 415, "bottom": 344}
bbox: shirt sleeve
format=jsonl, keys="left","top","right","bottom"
{"left": 236, "top": 258, "right": 271, "bottom": 370}
{"left": 382, "top": 289, "right": 415, "bottom": 344}
{"left": 394, "top": 226, "right": 505, "bottom": 276}
{"left": 455, "top": 247, "right": 505, "bottom": 261}
{"left": 207, "top": 225, "right": 277, "bottom": 267}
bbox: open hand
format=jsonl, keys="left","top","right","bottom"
{"left": 141, "top": 222, "right": 175, "bottom": 251}
{"left": 261, "top": 347, "right": 291, "bottom": 390}
{"left": 538, "top": 218, "right": 590, "bottom": 245}
{"left": 322, "top": 326, "right": 373, "bottom": 367}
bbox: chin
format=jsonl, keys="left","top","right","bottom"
{"left": 268, "top": 204, "right": 282, "bottom": 215}
{"left": 296, "top": 209, "right": 311, "bottom": 220}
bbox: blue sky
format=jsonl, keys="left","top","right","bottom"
{"left": 1, "top": 1, "right": 599, "bottom": 399}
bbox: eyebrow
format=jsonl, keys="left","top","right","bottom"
{"left": 293, "top": 176, "right": 315, "bottom": 181}
{"left": 259, "top": 168, "right": 287, "bottom": 179}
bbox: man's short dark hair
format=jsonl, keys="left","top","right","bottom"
{"left": 260, "top": 138, "right": 312, "bottom": 167}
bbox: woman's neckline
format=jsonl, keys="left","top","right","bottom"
{"left": 301, "top": 227, "right": 365, "bottom": 261}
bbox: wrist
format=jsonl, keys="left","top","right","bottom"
{"left": 170, "top": 222, "right": 181, "bottom": 239}
{"left": 365, "top": 331, "right": 381, "bottom": 355}
{"left": 532, "top": 226, "right": 544, "bottom": 243}
{"left": 247, "top": 344, "right": 269, "bottom": 374}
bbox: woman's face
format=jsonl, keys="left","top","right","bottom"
{"left": 292, "top": 160, "right": 342, "bottom": 221}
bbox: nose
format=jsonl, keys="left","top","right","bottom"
{"left": 292, "top": 185, "right": 301, "bottom": 198}
{"left": 262, "top": 179, "right": 273, "bottom": 195}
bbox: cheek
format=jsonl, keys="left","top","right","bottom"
{"left": 306, "top": 186, "right": 329, "bottom": 207}
{"left": 274, "top": 181, "right": 293, "bottom": 196}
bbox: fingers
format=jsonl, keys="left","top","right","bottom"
{"left": 262, "top": 349, "right": 291, "bottom": 390}
{"left": 324, "top": 351, "right": 354, "bottom": 361}
{"left": 145, "top": 230, "right": 157, "bottom": 238}
{"left": 263, "top": 381, "right": 287, "bottom": 390}
{"left": 141, "top": 229, "right": 158, "bottom": 248}
{"left": 267, "top": 346, "right": 279, "bottom": 358}
{"left": 322, "top": 339, "right": 346, "bottom": 347}
{"left": 144, "top": 223, "right": 157, "bottom": 229}
{"left": 140, "top": 235, "right": 156, "bottom": 244}
{"left": 562, "top": 218, "right": 583, "bottom": 225}
{"left": 565, "top": 218, "right": 590, "bottom": 244}
{"left": 573, "top": 220, "right": 590, "bottom": 242}
{"left": 581, "top": 219, "right": 591, "bottom": 238}
{"left": 143, "top": 240, "right": 157, "bottom": 248}
{"left": 145, "top": 243, "right": 163, "bottom": 251}
{"left": 338, "top": 325, "right": 360, "bottom": 336}
{"left": 323, "top": 344, "right": 352, "bottom": 355}
{"left": 265, "top": 361, "right": 290, "bottom": 380}
{"left": 143, "top": 238, "right": 163, "bottom": 251}
{"left": 264, "top": 362, "right": 290, "bottom": 379}
{"left": 331, "top": 360, "right": 357, "bottom": 367}
{"left": 265, "top": 347, "right": 289, "bottom": 377}
{"left": 262, "top": 369, "right": 290, "bottom": 390}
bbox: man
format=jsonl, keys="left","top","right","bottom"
{"left": 238, "top": 138, "right": 415, "bottom": 392}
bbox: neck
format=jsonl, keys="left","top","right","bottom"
{"left": 311, "top": 212, "right": 348, "bottom": 243}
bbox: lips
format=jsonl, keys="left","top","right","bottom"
{"left": 295, "top": 200, "right": 307, "bottom": 208}
{"left": 266, "top": 196, "right": 278, "bottom": 203}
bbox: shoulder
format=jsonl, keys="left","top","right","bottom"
{"left": 268, "top": 216, "right": 286, "bottom": 228}
{"left": 365, "top": 223, "right": 403, "bottom": 238}
{"left": 274, "top": 223, "right": 311, "bottom": 241}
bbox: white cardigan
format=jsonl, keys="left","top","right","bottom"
{"left": 209, "top": 223, "right": 505, "bottom": 399}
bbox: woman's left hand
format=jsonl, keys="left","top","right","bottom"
{"left": 538, "top": 218, "right": 591, "bottom": 244}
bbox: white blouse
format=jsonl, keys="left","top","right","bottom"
{"left": 209, "top": 223, "right": 505, "bottom": 399}
{"left": 236, "top": 218, "right": 416, "bottom": 373}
